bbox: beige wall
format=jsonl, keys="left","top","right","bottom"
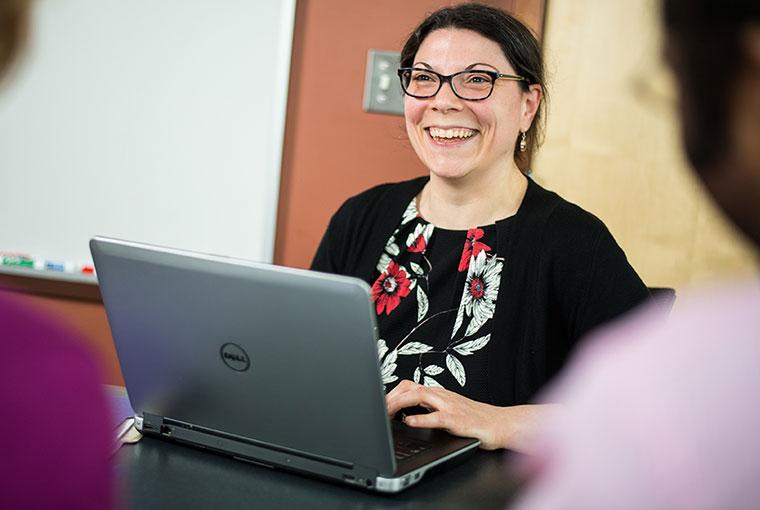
{"left": 534, "top": 0, "right": 759, "bottom": 297}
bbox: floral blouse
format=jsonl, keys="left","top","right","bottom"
{"left": 372, "top": 199, "right": 505, "bottom": 400}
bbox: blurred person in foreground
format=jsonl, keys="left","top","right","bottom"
{"left": 513, "top": 0, "right": 760, "bottom": 508}
{"left": 0, "top": 1, "right": 113, "bottom": 508}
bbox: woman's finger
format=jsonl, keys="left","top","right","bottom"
{"left": 403, "top": 410, "right": 448, "bottom": 430}
{"left": 386, "top": 384, "right": 445, "bottom": 416}
{"left": 385, "top": 379, "right": 417, "bottom": 400}
{"left": 385, "top": 380, "right": 421, "bottom": 414}
{"left": 385, "top": 381, "right": 417, "bottom": 415}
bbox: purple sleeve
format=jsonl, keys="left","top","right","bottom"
{"left": 0, "top": 294, "right": 114, "bottom": 509}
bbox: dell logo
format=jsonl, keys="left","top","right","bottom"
{"left": 224, "top": 352, "right": 245, "bottom": 362}
{"left": 220, "top": 342, "right": 250, "bottom": 372}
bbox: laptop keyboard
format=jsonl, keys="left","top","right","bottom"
{"left": 394, "top": 437, "right": 433, "bottom": 461}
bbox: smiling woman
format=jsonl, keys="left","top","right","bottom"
{"left": 311, "top": 3, "right": 649, "bottom": 452}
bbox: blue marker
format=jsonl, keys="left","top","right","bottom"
{"left": 45, "top": 261, "right": 66, "bottom": 272}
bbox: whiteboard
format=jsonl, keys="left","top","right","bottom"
{"left": 0, "top": 0, "right": 295, "bottom": 269}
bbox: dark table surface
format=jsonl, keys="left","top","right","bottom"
{"left": 115, "top": 435, "right": 521, "bottom": 509}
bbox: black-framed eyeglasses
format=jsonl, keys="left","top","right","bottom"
{"left": 397, "top": 67, "right": 528, "bottom": 101}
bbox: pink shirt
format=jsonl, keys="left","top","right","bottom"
{"left": 514, "top": 281, "right": 760, "bottom": 510}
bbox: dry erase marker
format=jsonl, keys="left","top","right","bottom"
{"left": 1, "top": 253, "right": 34, "bottom": 268}
{"left": 76, "top": 262, "right": 95, "bottom": 275}
{"left": 45, "top": 261, "right": 66, "bottom": 271}
{"left": 45, "top": 260, "right": 75, "bottom": 272}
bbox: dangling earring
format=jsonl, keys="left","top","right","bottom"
{"left": 519, "top": 131, "right": 527, "bottom": 152}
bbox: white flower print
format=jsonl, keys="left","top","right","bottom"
{"left": 385, "top": 232, "right": 400, "bottom": 257}
{"left": 378, "top": 339, "right": 434, "bottom": 387}
{"left": 397, "top": 341, "right": 433, "bottom": 355}
{"left": 424, "top": 365, "right": 444, "bottom": 376}
{"left": 453, "top": 334, "right": 491, "bottom": 356}
{"left": 423, "top": 376, "right": 443, "bottom": 388}
{"left": 446, "top": 354, "right": 466, "bottom": 387}
{"left": 405, "top": 222, "right": 434, "bottom": 252}
{"left": 452, "top": 250, "right": 503, "bottom": 338}
{"left": 376, "top": 228, "right": 402, "bottom": 273}
{"left": 376, "top": 252, "right": 392, "bottom": 274}
{"left": 401, "top": 199, "right": 418, "bottom": 225}
{"left": 417, "top": 286, "right": 429, "bottom": 321}
{"left": 377, "top": 339, "right": 398, "bottom": 385}
{"left": 377, "top": 338, "right": 389, "bottom": 360}
{"left": 373, "top": 202, "right": 500, "bottom": 394}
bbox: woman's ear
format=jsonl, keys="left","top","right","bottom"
{"left": 521, "top": 84, "right": 542, "bottom": 132}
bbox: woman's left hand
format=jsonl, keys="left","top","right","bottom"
{"left": 386, "top": 379, "right": 557, "bottom": 451}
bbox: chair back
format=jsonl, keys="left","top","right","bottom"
{"left": 648, "top": 287, "right": 677, "bottom": 314}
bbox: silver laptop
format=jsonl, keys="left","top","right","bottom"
{"left": 90, "top": 236, "right": 479, "bottom": 492}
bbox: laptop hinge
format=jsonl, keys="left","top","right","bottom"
{"left": 141, "top": 412, "right": 162, "bottom": 435}
{"left": 155, "top": 415, "right": 354, "bottom": 470}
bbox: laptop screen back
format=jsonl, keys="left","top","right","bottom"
{"left": 91, "top": 237, "right": 396, "bottom": 475}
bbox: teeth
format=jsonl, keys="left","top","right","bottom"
{"left": 429, "top": 128, "right": 475, "bottom": 140}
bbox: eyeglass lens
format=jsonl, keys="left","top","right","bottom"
{"left": 401, "top": 69, "right": 495, "bottom": 100}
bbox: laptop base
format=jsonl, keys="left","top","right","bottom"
{"left": 137, "top": 414, "right": 479, "bottom": 493}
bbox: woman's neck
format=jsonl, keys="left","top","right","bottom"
{"left": 417, "top": 165, "right": 528, "bottom": 230}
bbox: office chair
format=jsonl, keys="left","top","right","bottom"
{"left": 648, "top": 287, "right": 677, "bottom": 315}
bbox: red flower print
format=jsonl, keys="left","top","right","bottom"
{"left": 408, "top": 235, "right": 426, "bottom": 253}
{"left": 371, "top": 261, "right": 411, "bottom": 315}
{"left": 406, "top": 223, "right": 433, "bottom": 253}
{"left": 458, "top": 228, "right": 491, "bottom": 272}
{"left": 469, "top": 277, "right": 486, "bottom": 300}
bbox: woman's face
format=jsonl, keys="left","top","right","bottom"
{"left": 404, "top": 28, "right": 539, "bottom": 181}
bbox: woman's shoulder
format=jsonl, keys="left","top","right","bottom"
{"left": 523, "top": 179, "right": 610, "bottom": 240}
{"left": 517, "top": 179, "right": 619, "bottom": 261}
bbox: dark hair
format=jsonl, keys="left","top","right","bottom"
{"left": 400, "top": 3, "right": 546, "bottom": 173}
{"left": 0, "top": 0, "right": 30, "bottom": 82}
{"left": 662, "top": 0, "right": 760, "bottom": 171}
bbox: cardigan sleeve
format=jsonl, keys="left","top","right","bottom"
{"left": 310, "top": 178, "right": 427, "bottom": 278}
{"left": 308, "top": 182, "right": 394, "bottom": 276}
{"left": 573, "top": 226, "right": 649, "bottom": 337}
{"left": 310, "top": 200, "right": 350, "bottom": 274}
{"left": 546, "top": 203, "right": 649, "bottom": 345}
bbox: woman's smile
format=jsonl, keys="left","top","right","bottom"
{"left": 426, "top": 126, "right": 480, "bottom": 147}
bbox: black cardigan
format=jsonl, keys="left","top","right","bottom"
{"left": 312, "top": 176, "right": 649, "bottom": 405}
